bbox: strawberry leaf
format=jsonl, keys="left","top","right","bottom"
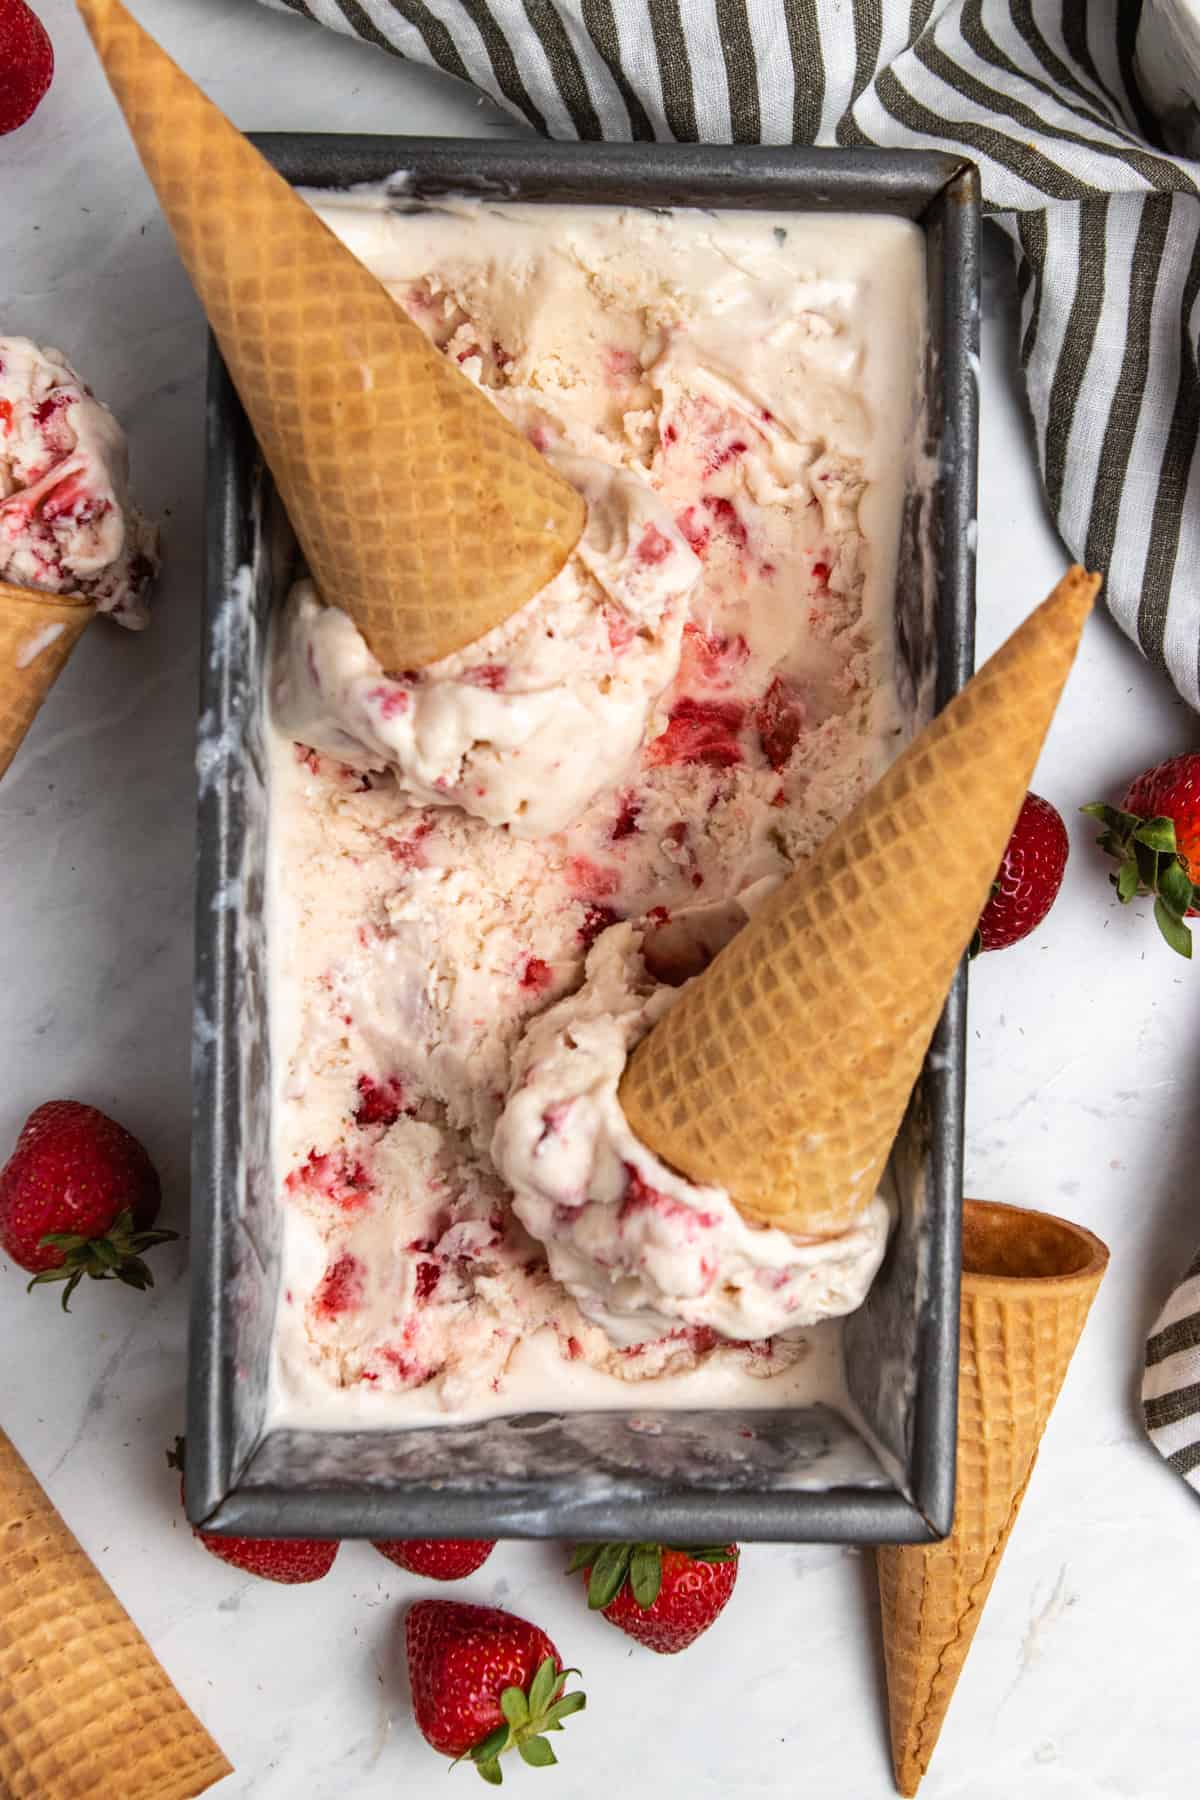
{"left": 114, "top": 1258, "right": 155, "bottom": 1292}
{"left": 1154, "top": 898, "right": 1193, "bottom": 958}
{"left": 1080, "top": 802, "right": 1132, "bottom": 832}
{"left": 629, "top": 1544, "right": 662, "bottom": 1609}
{"left": 518, "top": 1738, "right": 557, "bottom": 1769}
{"left": 586, "top": 1543, "right": 632, "bottom": 1609}
{"left": 1133, "top": 839, "right": 1160, "bottom": 889}
{"left": 544, "top": 1692, "right": 586, "bottom": 1727}
{"left": 499, "top": 1688, "right": 528, "bottom": 1729}
{"left": 564, "top": 1545, "right": 593, "bottom": 1576}
{"left": 1116, "top": 860, "right": 1141, "bottom": 904}
{"left": 38, "top": 1230, "right": 90, "bottom": 1252}
{"left": 1159, "top": 858, "right": 1193, "bottom": 919}
{"left": 1133, "top": 816, "right": 1178, "bottom": 853}
{"left": 526, "top": 1657, "right": 559, "bottom": 1718}
{"left": 475, "top": 1758, "right": 503, "bottom": 1786}
{"left": 469, "top": 1726, "right": 511, "bottom": 1767}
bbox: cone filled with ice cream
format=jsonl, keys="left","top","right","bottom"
{"left": 0, "top": 1426, "right": 231, "bottom": 1798}
{"left": 619, "top": 566, "right": 1100, "bottom": 1241}
{"left": 876, "top": 1198, "right": 1109, "bottom": 1795}
{"left": 75, "top": 0, "right": 586, "bottom": 673}
{"left": 0, "top": 333, "right": 158, "bottom": 783}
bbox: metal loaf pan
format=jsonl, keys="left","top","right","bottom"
{"left": 190, "top": 139, "right": 979, "bottom": 1544}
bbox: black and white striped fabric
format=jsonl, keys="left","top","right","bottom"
{"left": 262, "top": 0, "right": 1200, "bottom": 709}
{"left": 1144, "top": 1248, "right": 1200, "bottom": 1495}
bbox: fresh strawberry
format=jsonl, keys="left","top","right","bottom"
{"left": 374, "top": 1538, "right": 496, "bottom": 1581}
{"left": 187, "top": 1527, "right": 338, "bottom": 1586}
{"left": 406, "top": 1599, "right": 585, "bottom": 1781}
{"left": 1084, "top": 751, "right": 1200, "bottom": 957}
{"left": 167, "top": 1439, "right": 338, "bottom": 1584}
{"left": 971, "top": 791, "right": 1069, "bottom": 954}
{"left": 0, "top": 1, "right": 53, "bottom": 135}
{"left": 0, "top": 1101, "right": 175, "bottom": 1309}
{"left": 568, "top": 1541, "right": 738, "bottom": 1654}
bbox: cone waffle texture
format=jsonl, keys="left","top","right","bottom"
{"left": 0, "top": 1428, "right": 231, "bottom": 1798}
{"left": 619, "top": 567, "right": 1098, "bottom": 1238}
{"left": 875, "top": 1199, "right": 1109, "bottom": 1795}
{"left": 0, "top": 581, "right": 93, "bottom": 783}
{"left": 76, "top": 0, "right": 585, "bottom": 672}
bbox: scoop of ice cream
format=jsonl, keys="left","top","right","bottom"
{"left": 272, "top": 452, "right": 700, "bottom": 838}
{"left": 492, "top": 922, "right": 889, "bottom": 1344}
{"left": 0, "top": 337, "right": 158, "bottom": 626}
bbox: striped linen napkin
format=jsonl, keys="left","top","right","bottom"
{"left": 262, "top": 0, "right": 1200, "bottom": 711}
{"left": 1144, "top": 1249, "right": 1200, "bottom": 1494}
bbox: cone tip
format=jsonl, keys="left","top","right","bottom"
{"left": 76, "top": 1, "right": 141, "bottom": 73}
{"left": 75, "top": 0, "right": 106, "bottom": 36}
{"left": 1045, "top": 563, "right": 1101, "bottom": 635}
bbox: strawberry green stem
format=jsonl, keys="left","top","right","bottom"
{"left": 28, "top": 1207, "right": 178, "bottom": 1311}
{"left": 1081, "top": 803, "right": 1200, "bottom": 958}
{"left": 451, "top": 1659, "right": 585, "bottom": 1784}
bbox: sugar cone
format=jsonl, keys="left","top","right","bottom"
{"left": 76, "top": 0, "right": 585, "bottom": 672}
{"left": 0, "top": 1428, "right": 231, "bottom": 1798}
{"left": 876, "top": 1199, "right": 1109, "bottom": 1794}
{"left": 0, "top": 582, "right": 94, "bottom": 783}
{"left": 619, "top": 567, "right": 1098, "bottom": 1238}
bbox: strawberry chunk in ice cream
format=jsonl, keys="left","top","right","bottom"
{"left": 0, "top": 337, "right": 158, "bottom": 625}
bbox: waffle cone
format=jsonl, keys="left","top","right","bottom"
{"left": 0, "top": 1428, "right": 231, "bottom": 1798}
{"left": 76, "top": 0, "right": 585, "bottom": 672}
{"left": 876, "top": 1199, "right": 1109, "bottom": 1795}
{"left": 619, "top": 567, "right": 1098, "bottom": 1238}
{"left": 0, "top": 582, "right": 93, "bottom": 783}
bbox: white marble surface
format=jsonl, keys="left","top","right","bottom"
{"left": 3, "top": 3, "right": 1199, "bottom": 1795}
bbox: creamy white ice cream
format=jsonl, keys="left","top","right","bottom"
{"left": 273, "top": 453, "right": 700, "bottom": 837}
{"left": 0, "top": 337, "right": 157, "bottom": 626}
{"left": 492, "top": 923, "right": 889, "bottom": 1345}
{"left": 265, "top": 199, "right": 926, "bottom": 1428}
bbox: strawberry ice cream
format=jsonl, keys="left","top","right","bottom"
{"left": 492, "top": 923, "right": 888, "bottom": 1345}
{"left": 274, "top": 453, "right": 700, "bottom": 837}
{"left": 266, "top": 198, "right": 926, "bottom": 1429}
{"left": 0, "top": 337, "right": 158, "bottom": 625}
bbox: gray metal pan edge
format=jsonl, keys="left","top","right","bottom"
{"left": 189, "top": 139, "right": 978, "bottom": 1544}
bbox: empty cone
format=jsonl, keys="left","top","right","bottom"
{"left": 619, "top": 567, "right": 1098, "bottom": 1239}
{"left": 76, "top": 0, "right": 585, "bottom": 672}
{"left": 876, "top": 1199, "right": 1109, "bottom": 1795}
{"left": 0, "top": 581, "right": 93, "bottom": 783}
{"left": 0, "top": 1428, "right": 231, "bottom": 1798}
